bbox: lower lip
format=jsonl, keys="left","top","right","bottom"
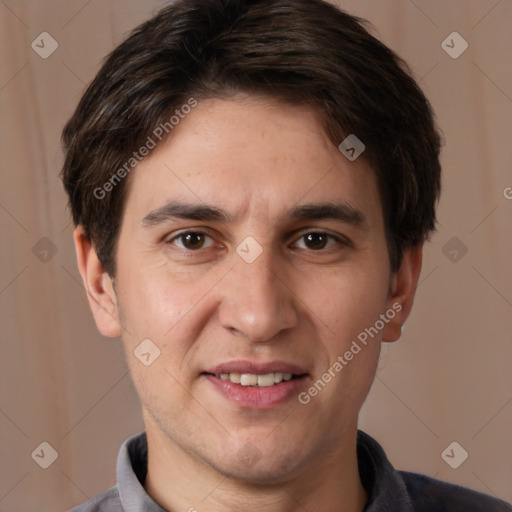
{"left": 204, "top": 374, "right": 307, "bottom": 409}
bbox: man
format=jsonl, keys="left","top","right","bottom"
{"left": 61, "top": 0, "right": 512, "bottom": 510}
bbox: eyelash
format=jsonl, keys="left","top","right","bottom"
{"left": 167, "top": 230, "right": 350, "bottom": 253}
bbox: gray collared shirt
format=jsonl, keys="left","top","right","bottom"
{"left": 69, "top": 430, "right": 512, "bottom": 511}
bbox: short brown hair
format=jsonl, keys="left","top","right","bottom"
{"left": 61, "top": 0, "right": 442, "bottom": 276}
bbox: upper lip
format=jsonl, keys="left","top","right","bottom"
{"left": 204, "top": 360, "right": 308, "bottom": 376}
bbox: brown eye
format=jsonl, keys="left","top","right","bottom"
{"left": 295, "top": 232, "right": 339, "bottom": 251}
{"left": 304, "top": 232, "right": 328, "bottom": 249}
{"left": 171, "top": 231, "right": 214, "bottom": 251}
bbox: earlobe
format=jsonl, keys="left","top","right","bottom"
{"left": 73, "top": 226, "right": 123, "bottom": 338}
{"left": 382, "top": 244, "right": 423, "bottom": 343}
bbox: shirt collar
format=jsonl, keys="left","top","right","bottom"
{"left": 356, "top": 430, "right": 414, "bottom": 512}
{"left": 116, "top": 431, "right": 166, "bottom": 511}
{"left": 116, "top": 430, "right": 414, "bottom": 512}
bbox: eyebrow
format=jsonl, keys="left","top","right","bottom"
{"left": 141, "top": 200, "right": 366, "bottom": 228}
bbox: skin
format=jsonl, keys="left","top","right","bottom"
{"left": 74, "top": 95, "right": 422, "bottom": 512}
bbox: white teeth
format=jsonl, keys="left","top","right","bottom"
{"left": 216, "top": 372, "right": 296, "bottom": 387}
{"left": 240, "top": 374, "right": 258, "bottom": 386}
{"left": 229, "top": 373, "right": 241, "bottom": 384}
{"left": 257, "top": 374, "right": 275, "bottom": 387}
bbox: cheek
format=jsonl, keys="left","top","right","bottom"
{"left": 117, "top": 254, "right": 189, "bottom": 331}
{"left": 115, "top": 255, "right": 226, "bottom": 367}
{"left": 304, "top": 262, "right": 390, "bottom": 341}
{"left": 303, "top": 260, "right": 390, "bottom": 401}
{"left": 115, "top": 263, "right": 203, "bottom": 413}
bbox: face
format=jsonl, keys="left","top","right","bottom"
{"left": 78, "top": 95, "right": 418, "bottom": 484}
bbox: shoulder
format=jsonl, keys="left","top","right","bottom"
{"left": 68, "top": 485, "right": 121, "bottom": 512}
{"left": 399, "top": 471, "right": 512, "bottom": 512}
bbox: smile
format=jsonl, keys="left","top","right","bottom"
{"left": 203, "top": 372, "right": 307, "bottom": 409}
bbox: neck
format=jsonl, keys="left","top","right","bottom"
{"left": 143, "top": 420, "right": 367, "bottom": 512}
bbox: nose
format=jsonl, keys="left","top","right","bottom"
{"left": 218, "top": 246, "right": 299, "bottom": 342}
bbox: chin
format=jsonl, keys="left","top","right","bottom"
{"left": 204, "top": 447, "right": 306, "bottom": 486}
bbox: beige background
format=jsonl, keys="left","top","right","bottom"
{"left": 0, "top": 0, "right": 511, "bottom": 510}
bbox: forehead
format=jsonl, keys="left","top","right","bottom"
{"left": 123, "top": 96, "right": 382, "bottom": 230}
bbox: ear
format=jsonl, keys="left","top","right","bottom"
{"left": 73, "top": 226, "right": 123, "bottom": 338}
{"left": 382, "top": 244, "right": 423, "bottom": 343}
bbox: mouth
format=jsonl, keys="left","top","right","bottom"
{"left": 201, "top": 361, "right": 308, "bottom": 409}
